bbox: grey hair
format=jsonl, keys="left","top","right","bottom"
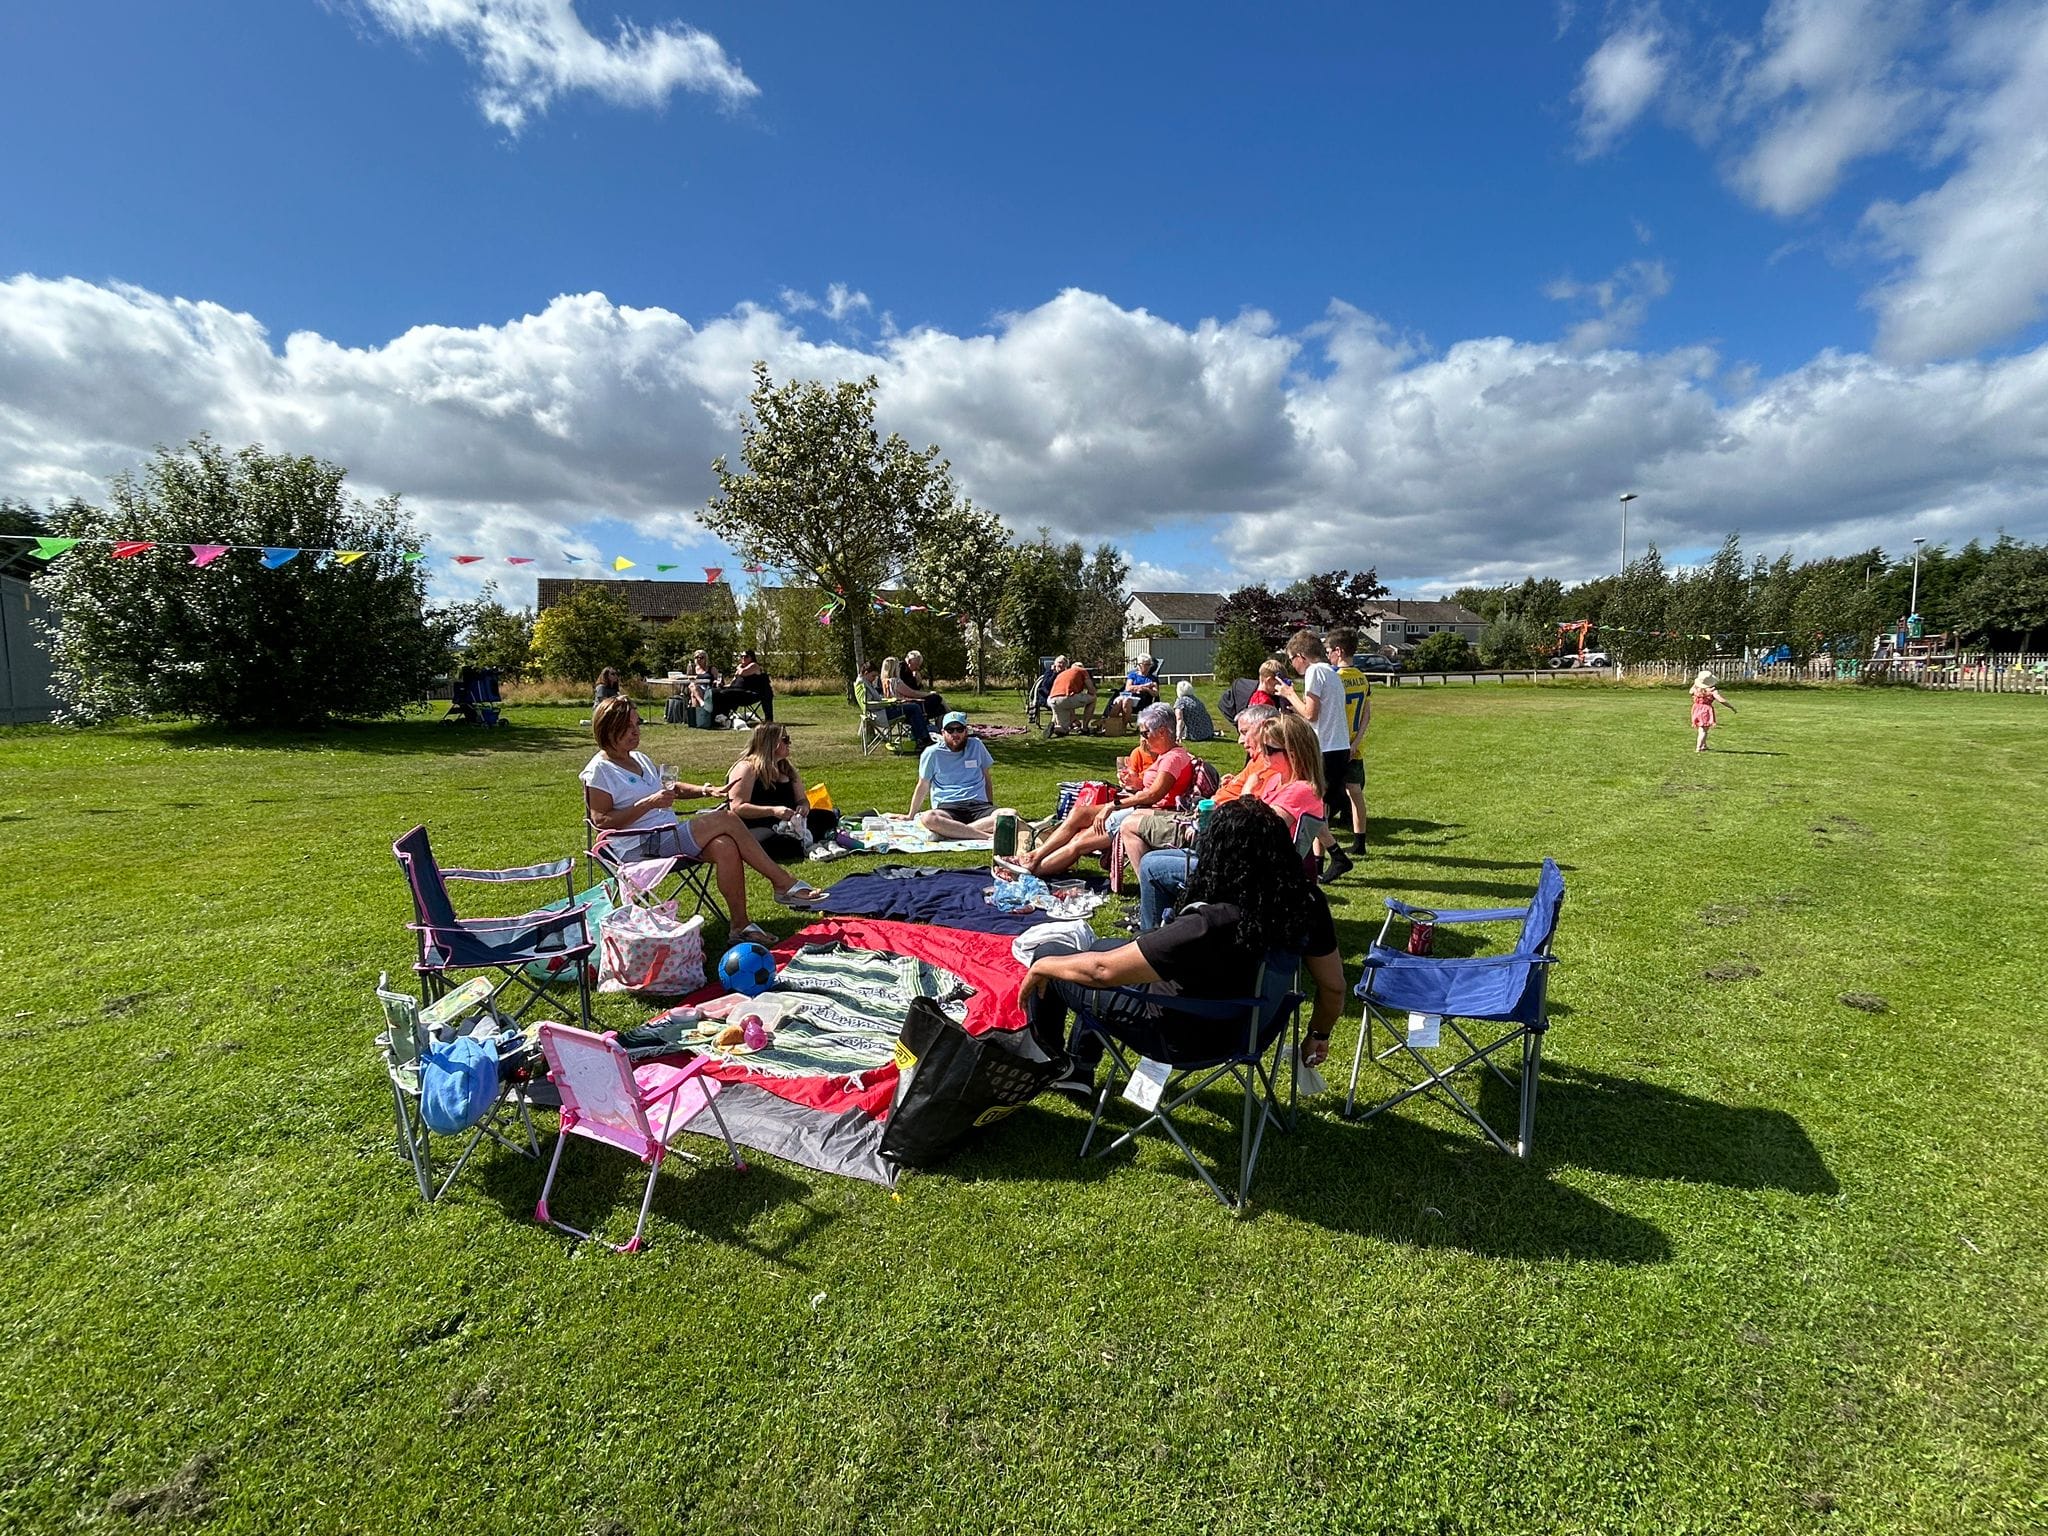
{"left": 1175, "top": 680, "right": 1193, "bottom": 698}
{"left": 1137, "top": 701, "right": 1174, "bottom": 736}
{"left": 1236, "top": 704, "right": 1279, "bottom": 727}
{"left": 1053, "top": 654, "right": 1069, "bottom": 670}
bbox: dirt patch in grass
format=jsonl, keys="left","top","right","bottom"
{"left": 102, "top": 992, "right": 152, "bottom": 1017}
{"left": 1704, "top": 962, "right": 1763, "bottom": 982}
{"left": 107, "top": 1452, "right": 217, "bottom": 1522}
{"left": 1839, "top": 992, "right": 1889, "bottom": 1014}
{"left": 1700, "top": 904, "right": 1749, "bottom": 927}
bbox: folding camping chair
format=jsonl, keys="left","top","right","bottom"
{"left": 1072, "top": 955, "right": 1305, "bottom": 1210}
{"left": 392, "top": 825, "right": 595, "bottom": 1025}
{"left": 533, "top": 1022, "right": 747, "bottom": 1252}
{"left": 1343, "top": 857, "right": 1565, "bottom": 1157}
{"left": 375, "top": 972, "right": 539, "bottom": 1202}
{"left": 1026, "top": 658, "right": 1057, "bottom": 736}
{"left": 856, "top": 690, "right": 915, "bottom": 757}
{"left": 581, "top": 790, "right": 726, "bottom": 932}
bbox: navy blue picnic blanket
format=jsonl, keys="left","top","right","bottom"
{"left": 811, "top": 866, "right": 1106, "bottom": 935}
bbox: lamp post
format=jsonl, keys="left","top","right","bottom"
{"left": 1909, "top": 536, "right": 1926, "bottom": 621}
{"left": 1619, "top": 492, "right": 1638, "bottom": 572}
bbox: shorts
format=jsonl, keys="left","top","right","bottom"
{"left": 1343, "top": 759, "right": 1365, "bottom": 788}
{"left": 1127, "top": 810, "right": 1188, "bottom": 849}
{"left": 1103, "top": 806, "right": 1139, "bottom": 839}
{"left": 935, "top": 799, "right": 994, "bottom": 823}
{"left": 618, "top": 819, "right": 703, "bottom": 862}
{"left": 1321, "top": 750, "right": 1352, "bottom": 818}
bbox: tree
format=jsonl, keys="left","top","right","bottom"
{"left": 740, "top": 584, "right": 834, "bottom": 680}
{"left": 997, "top": 532, "right": 1081, "bottom": 678}
{"left": 36, "top": 439, "right": 447, "bottom": 727}
{"left": 1212, "top": 618, "right": 1270, "bottom": 682}
{"left": 704, "top": 364, "right": 957, "bottom": 693}
{"left": 1277, "top": 569, "right": 1388, "bottom": 630}
{"left": 1409, "top": 630, "right": 1476, "bottom": 671}
{"left": 1953, "top": 535, "right": 2048, "bottom": 649}
{"left": 1070, "top": 542, "right": 1132, "bottom": 670}
{"left": 644, "top": 586, "right": 740, "bottom": 674}
{"left": 1214, "top": 583, "right": 1291, "bottom": 649}
{"left": 1605, "top": 548, "right": 1670, "bottom": 663}
{"left": 904, "top": 500, "right": 1014, "bottom": 692}
{"left": 454, "top": 585, "right": 535, "bottom": 679}
{"left": 531, "top": 585, "right": 642, "bottom": 683}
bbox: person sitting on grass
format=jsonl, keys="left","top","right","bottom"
{"left": 1172, "top": 679, "right": 1216, "bottom": 742}
{"left": 1131, "top": 711, "right": 1327, "bottom": 932}
{"left": 1016, "top": 702, "right": 1195, "bottom": 879}
{"left": 1022, "top": 798, "right": 1349, "bottom": 1096}
{"left": 723, "top": 721, "right": 825, "bottom": 862}
{"left": 909, "top": 711, "right": 998, "bottom": 840}
{"left": 580, "top": 697, "right": 825, "bottom": 947}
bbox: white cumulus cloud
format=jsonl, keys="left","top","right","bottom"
{"left": 1573, "top": 21, "right": 1671, "bottom": 154}
{"left": 351, "top": 0, "right": 756, "bottom": 131}
{"left": 1544, "top": 259, "right": 1674, "bottom": 352}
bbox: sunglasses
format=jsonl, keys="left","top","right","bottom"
{"left": 943, "top": 723, "right": 969, "bottom": 734}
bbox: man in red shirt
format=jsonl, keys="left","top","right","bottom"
{"left": 1047, "top": 654, "right": 1097, "bottom": 736}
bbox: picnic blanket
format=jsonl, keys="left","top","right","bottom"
{"left": 809, "top": 865, "right": 1107, "bottom": 935}
{"left": 851, "top": 813, "right": 994, "bottom": 854}
{"left": 685, "top": 945, "right": 971, "bottom": 1080}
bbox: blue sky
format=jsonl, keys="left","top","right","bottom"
{"left": 3, "top": 1, "right": 2046, "bottom": 603}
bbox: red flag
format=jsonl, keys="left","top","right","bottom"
{"left": 742, "top": 562, "right": 766, "bottom": 574}
{"left": 111, "top": 541, "right": 156, "bottom": 558}
{"left": 453, "top": 555, "right": 484, "bottom": 565}
{"left": 505, "top": 556, "right": 534, "bottom": 565}
{"left": 703, "top": 567, "right": 723, "bottom": 583}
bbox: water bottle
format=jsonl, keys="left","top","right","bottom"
{"left": 992, "top": 808, "right": 1018, "bottom": 857}
{"left": 1196, "top": 798, "right": 1216, "bottom": 836}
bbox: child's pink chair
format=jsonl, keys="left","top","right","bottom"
{"left": 533, "top": 1023, "right": 746, "bottom": 1252}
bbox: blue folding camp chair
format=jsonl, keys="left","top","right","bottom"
{"left": 393, "top": 825, "right": 595, "bottom": 1025}
{"left": 1071, "top": 954, "right": 1305, "bottom": 1210}
{"left": 1344, "top": 858, "right": 1565, "bottom": 1157}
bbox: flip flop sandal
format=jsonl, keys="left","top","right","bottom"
{"left": 777, "top": 883, "right": 828, "bottom": 907}
{"left": 732, "top": 922, "right": 778, "bottom": 947}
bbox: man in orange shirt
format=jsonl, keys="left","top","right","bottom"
{"left": 1047, "top": 654, "right": 1096, "bottom": 736}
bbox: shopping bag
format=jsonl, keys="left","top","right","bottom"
{"left": 807, "top": 783, "right": 835, "bottom": 812}
{"left": 878, "top": 997, "right": 1067, "bottom": 1168}
{"left": 597, "top": 902, "right": 707, "bottom": 996}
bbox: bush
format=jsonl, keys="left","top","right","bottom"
{"left": 1409, "top": 631, "right": 1477, "bottom": 671}
{"left": 531, "top": 587, "right": 642, "bottom": 684}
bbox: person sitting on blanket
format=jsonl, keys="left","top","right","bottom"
{"left": 1015, "top": 703, "right": 1195, "bottom": 879}
{"left": 580, "top": 697, "right": 825, "bottom": 946}
{"left": 1111, "top": 702, "right": 1277, "bottom": 885}
{"left": 909, "top": 710, "right": 998, "bottom": 840}
{"left": 881, "top": 655, "right": 936, "bottom": 748}
{"left": 1021, "top": 798, "right": 1349, "bottom": 1091}
{"left": 724, "top": 721, "right": 833, "bottom": 861}
{"left": 1172, "top": 679, "right": 1216, "bottom": 742}
{"left": 1133, "top": 712, "right": 1327, "bottom": 934}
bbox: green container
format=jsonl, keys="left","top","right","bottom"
{"left": 992, "top": 809, "right": 1019, "bottom": 857}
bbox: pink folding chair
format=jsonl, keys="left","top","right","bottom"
{"left": 533, "top": 1023, "right": 746, "bottom": 1253}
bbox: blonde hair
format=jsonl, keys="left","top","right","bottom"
{"left": 881, "top": 656, "right": 904, "bottom": 688}
{"left": 1692, "top": 670, "right": 1718, "bottom": 693}
{"left": 1258, "top": 657, "right": 1284, "bottom": 683}
{"left": 733, "top": 721, "right": 792, "bottom": 796}
{"left": 592, "top": 695, "right": 639, "bottom": 755}
{"left": 1261, "top": 712, "right": 1326, "bottom": 796}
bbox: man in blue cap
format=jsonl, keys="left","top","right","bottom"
{"left": 909, "top": 711, "right": 998, "bottom": 840}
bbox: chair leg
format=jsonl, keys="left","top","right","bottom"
{"left": 1518, "top": 1026, "right": 1544, "bottom": 1157}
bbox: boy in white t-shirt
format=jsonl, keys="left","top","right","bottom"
{"left": 1273, "top": 628, "right": 1354, "bottom": 881}
{"left": 1324, "top": 626, "right": 1371, "bottom": 856}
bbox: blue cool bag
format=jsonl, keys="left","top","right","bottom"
{"left": 420, "top": 1034, "right": 501, "bottom": 1135}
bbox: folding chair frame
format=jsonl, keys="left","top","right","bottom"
{"left": 532, "top": 1025, "right": 747, "bottom": 1253}
{"left": 1073, "top": 963, "right": 1304, "bottom": 1211}
{"left": 857, "top": 696, "right": 915, "bottom": 757}
{"left": 394, "top": 826, "right": 596, "bottom": 1028}
{"left": 1342, "top": 877, "right": 1562, "bottom": 1158}
{"left": 582, "top": 793, "right": 727, "bottom": 935}
{"left": 375, "top": 973, "right": 538, "bottom": 1202}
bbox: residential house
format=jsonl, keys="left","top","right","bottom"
{"left": 1363, "top": 599, "right": 1485, "bottom": 653}
{"left": 536, "top": 577, "right": 729, "bottom": 628}
{"left": 1126, "top": 590, "right": 1224, "bottom": 639}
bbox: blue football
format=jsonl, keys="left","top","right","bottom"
{"left": 717, "top": 942, "right": 777, "bottom": 997}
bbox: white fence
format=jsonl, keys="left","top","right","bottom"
{"left": 1624, "top": 654, "right": 2048, "bottom": 694}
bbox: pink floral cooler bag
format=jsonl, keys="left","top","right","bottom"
{"left": 596, "top": 904, "right": 707, "bottom": 996}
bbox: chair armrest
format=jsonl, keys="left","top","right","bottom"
{"left": 1383, "top": 897, "right": 1529, "bottom": 924}
{"left": 409, "top": 907, "right": 595, "bottom": 945}
{"left": 442, "top": 857, "right": 576, "bottom": 884}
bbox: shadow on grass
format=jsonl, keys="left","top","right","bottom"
{"left": 161, "top": 718, "right": 588, "bottom": 757}
{"left": 1483, "top": 1063, "right": 1837, "bottom": 1195}
{"left": 475, "top": 1137, "right": 834, "bottom": 1267}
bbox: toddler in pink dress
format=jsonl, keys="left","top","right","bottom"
{"left": 1690, "top": 670, "right": 1737, "bottom": 751}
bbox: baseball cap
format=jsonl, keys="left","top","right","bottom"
{"left": 942, "top": 711, "right": 969, "bottom": 728}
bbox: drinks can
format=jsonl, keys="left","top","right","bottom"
{"left": 992, "top": 808, "right": 1019, "bottom": 857}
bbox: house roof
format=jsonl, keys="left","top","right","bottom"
{"left": 1129, "top": 590, "right": 1224, "bottom": 623}
{"left": 536, "top": 577, "right": 728, "bottom": 621}
{"left": 1371, "top": 599, "right": 1484, "bottom": 625}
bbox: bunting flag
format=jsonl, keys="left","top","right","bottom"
{"left": 563, "top": 553, "right": 585, "bottom": 563}
{"left": 743, "top": 562, "right": 766, "bottom": 574}
{"left": 32, "top": 537, "right": 78, "bottom": 560}
{"left": 261, "top": 548, "right": 301, "bottom": 568}
{"left": 704, "top": 567, "right": 723, "bottom": 583}
{"left": 111, "top": 541, "right": 156, "bottom": 558}
{"left": 402, "top": 552, "right": 425, "bottom": 564}
{"left": 334, "top": 551, "right": 368, "bottom": 565}
{"left": 188, "top": 544, "right": 228, "bottom": 567}
{"left": 655, "top": 563, "right": 680, "bottom": 572}
{"left": 453, "top": 554, "right": 484, "bottom": 565}
{"left": 506, "top": 556, "right": 534, "bottom": 565}
{"left": 613, "top": 556, "right": 635, "bottom": 571}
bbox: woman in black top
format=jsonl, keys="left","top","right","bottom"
{"left": 724, "top": 721, "right": 833, "bottom": 860}
{"left": 592, "top": 666, "right": 622, "bottom": 707}
{"left": 1022, "top": 799, "right": 1348, "bottom": 1089}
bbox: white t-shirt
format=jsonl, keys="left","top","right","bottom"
{"left": 579, "top": 751, "right": 678, "bottom": 834}
{"left": 1302, "top": 660, "right": 1349, "bottom": 752}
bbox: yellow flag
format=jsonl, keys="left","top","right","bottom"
{"left": 613, "top": 556, "right": 635, "bottom": 571}
{"left": 334, "top": 551, "right": 367, "bottom": 565}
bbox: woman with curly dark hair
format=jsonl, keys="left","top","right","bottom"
{"left": 1021, "top": 798, "right": 1348, "bottom": 1092}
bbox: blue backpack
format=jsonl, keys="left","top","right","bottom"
{"left": 420, "top": 1034, "right": 501, "bottom": 1135}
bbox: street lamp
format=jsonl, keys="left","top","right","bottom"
{"left": 1909, "top": 536, "right": 1926, "bottom": 620}
{"left": 1619, "top": 492, "right": 1638, "bottom": 572}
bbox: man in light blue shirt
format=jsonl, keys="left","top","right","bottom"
{"left": 909, "top": 711, "right": 998, "bottom": 839}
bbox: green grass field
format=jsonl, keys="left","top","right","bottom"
{"left": 1, "top": 683, "right": 2041, "bottom": 1534}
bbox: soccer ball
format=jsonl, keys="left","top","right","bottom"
{"left": 717, "top": 942, "right": 777, "bottom": 997}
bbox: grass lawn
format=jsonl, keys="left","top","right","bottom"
{"left": 0, "top": 682, "right": 2042, "bottom": 1534}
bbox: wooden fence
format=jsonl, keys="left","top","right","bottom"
{"left": 1624, "top": 654, "right": 2048, "bottom": 694}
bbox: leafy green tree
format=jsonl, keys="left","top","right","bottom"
{"left": 1129, "top": 620, "right": 1179, "bottom": 642}
{"left": 36, "top": 439, "right": 445, "bottom": 727}
{"left": 740, "top": 584, "right": 833, "bottom": 680}
{"left": 904, "top": 500, "right": 1014, "bottom": 692}
{"left": 1212, "top": 618, "right": 1270, "bottom": 682}
{"left": 1277, "top": 569, "right": 1388, "bottom": 629}
{"left": 1214, "top": 583, "right": 1292, "bottom": 649}
{"left": 997, "top": 533, "right": 1081, "bottom": 677}
{"left": 531, "top": 585, "right": 642, "bottom": 684}
{"left": 455, "top": 585, "right": 534, "bottom": 679}
{"left": 1478, "top": 613, "right": 1540, "bottom": 667}
{"left": 1604, "top": 548, "right": 1670, "bottom": 662}
{"left": 1953, "top": 535, "right": 2048, "bottom": 649}
{"left": 1791, "top": 555, "right": 1886, "bottom": 657}
{"left": 1409, "top": 630, "right": 1476, "bottom": 671}
{"left": 644, "top": 587, "right": 740, "bottom": 675}
{"left": 1070, "top": 542, "right": 1132, "bottom": 672}
{"left": 704, "top": 364, "right": 958, "bottom": 692}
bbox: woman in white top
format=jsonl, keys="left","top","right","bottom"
{"left": 580, "top": 697, "right": 824, "bottom": 945}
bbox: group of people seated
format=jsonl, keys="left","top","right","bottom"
{"left": 858, "top": 651, "right": 947, "bottom": 748}
{"left": 590, "top": 651, "right": 777, "bottom": 726}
